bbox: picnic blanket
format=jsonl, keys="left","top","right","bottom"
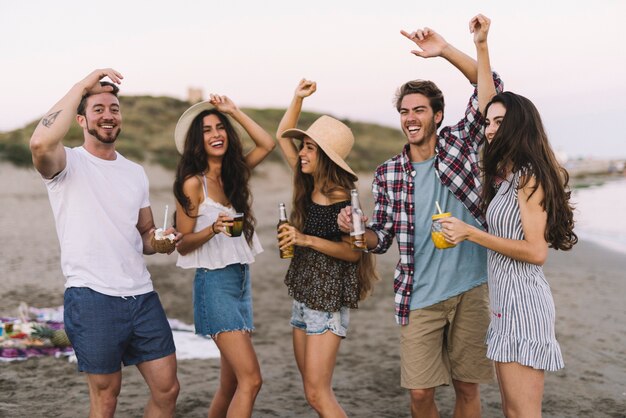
{"left": 0, "top": 319, "right": 74, "bottom": 362}
{"left": 1, "top": 305, "right": 218, "bottom": 362}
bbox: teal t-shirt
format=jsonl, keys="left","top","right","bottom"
{"left": 409, "top": 158, "right": 487, "bottom": 310}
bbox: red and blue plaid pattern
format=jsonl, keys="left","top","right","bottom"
{"left": 370, "top": 73, "right": 503, "bottom": 325}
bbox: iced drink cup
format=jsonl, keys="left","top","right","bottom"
{"left": 431, "top": 212, "right": 456, "bottom": 249}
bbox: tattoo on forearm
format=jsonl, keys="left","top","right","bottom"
{"left": 42, "top": 110, "right": 62, "bottom": 128}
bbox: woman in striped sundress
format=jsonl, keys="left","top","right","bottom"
{"left": 438, "top": 17, "right": 578, "bottom": 418}
{"left": 440, "top": 91, "right": 578, "bottom": 417}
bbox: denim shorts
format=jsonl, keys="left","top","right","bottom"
{"left": 290, "top": 300, "right": 350, "bottom": 338}
{"left": 193, "top": 263, "right": 254, "bottom": 337}
{"left": 64, "top": 287, "right": 175, "bottom": 374}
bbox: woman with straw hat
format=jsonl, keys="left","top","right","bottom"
{"left": 276, "top": 79, "right": 378, "bottom": 417}
{"left": 173, "top": 94, "right": 274, "bottom": 418}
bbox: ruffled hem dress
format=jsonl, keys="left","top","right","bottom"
{"left": 485, "top": 170, "right": 564, "bottom": 371}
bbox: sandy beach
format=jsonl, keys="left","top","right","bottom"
{"left": 0, "top": 161, "right": 624, "bottom": 417}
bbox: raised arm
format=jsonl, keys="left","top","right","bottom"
{"left": 208, "top": 94, "right": 275, "bottom": 170}
{"left": 29, "top": 69, "right": 123, "bottom": 178}
{"left": 275, "top": 79, "right": 317, "bottom": 171}
{"left": 470, "top": 14, "right": 497, "bottom": 114}
{"left": 401, "top": 27, "right": 477, "bottom": 84}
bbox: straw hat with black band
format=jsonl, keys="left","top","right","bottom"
{"left": 281, "top": 115, "right": 357, "bottom": 177}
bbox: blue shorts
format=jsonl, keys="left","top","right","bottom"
{"left": 64, "top": 288, "right": 175, "bottom": 374}
{"left": 193, "top": 264, "right": 254, "bottom": 337}
{"left": 290, "top": 300, "right": 350, "bottom": 338}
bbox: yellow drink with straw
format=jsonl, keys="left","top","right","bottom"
{"left": 431, "top": 201, "right": 456, "bottom": 249}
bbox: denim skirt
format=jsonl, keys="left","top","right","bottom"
{"left": 193, "top": 263, "right": 254, "bottom": 337}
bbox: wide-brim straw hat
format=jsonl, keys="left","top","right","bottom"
{"left": 174, "top": 100, "right": 218, "bottom": 155}
{"left": 281, "top": 115, "right": 356, "bottom": 176}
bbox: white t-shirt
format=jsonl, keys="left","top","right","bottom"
{"left": 44, "top": 146, "right": 153, "bottom": 296}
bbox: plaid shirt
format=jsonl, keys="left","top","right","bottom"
{"left": 370, "top": 73, "right": 503, "bottom": 325}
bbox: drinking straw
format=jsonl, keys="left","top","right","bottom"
{"left": 163, "top": 205, "right": 169, "bottom": 230}
{"left": 435, "top": 201, "right": 443, "bottom": 215}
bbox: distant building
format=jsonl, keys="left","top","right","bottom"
{"left": 566, "top": 158, "right": 624, "bottom": 177}
{"left": 608, "top": 160, "right": 625, "bottom": 174}
{"left": 187, "top": 87, "right": 203, "bottom": 104}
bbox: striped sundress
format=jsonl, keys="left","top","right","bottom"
{"left": 485, "top": 170, "right": 564, "bottom": 371}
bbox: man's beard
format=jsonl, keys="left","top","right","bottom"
{"left": 86, "top": 120, "right": 121, "bottom": 144}
{"left": 404, "top": 124, "right": 437, "bottom": 146}
{"left": 405, "top": 120, "right": 437, "bottom": 147}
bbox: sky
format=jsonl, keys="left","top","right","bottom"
{"left": 1, "top": 0, "right": 625, "bottom": 159}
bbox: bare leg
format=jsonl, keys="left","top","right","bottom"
{"left": 300, "top": 332, "right": 347, "bottom": 418}
{"left": 136, "top": 353, "right": 179, "bottom": 418}
{"left": 209, "top": 331, "right": 262, "bottom": 418}
{"left": 451, "top": 380, "right": 481, "bottom": 418}
{"left": 86, "top": 372, "right": 122, "bottom": 418}
{"left": 409, "top": 387, "right": 439, "bottom": 418}
{"left": 495, "top": 363, "right": 507, "bottom": 413}
{"left": 496, "top": 361, "right": 545, "bottom": 418}
{"left": 207, "top": 353, "right": 238, "bottom": 418}
{"left": 292, "top": 328, "right": 307, "bottom": 380}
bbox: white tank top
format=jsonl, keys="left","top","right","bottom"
{"left": 176, "top": 175, "right": 263, "bottom": 270}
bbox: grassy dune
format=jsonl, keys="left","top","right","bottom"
{"left": 0, "top": 96, "right": 407, "bottom": 172}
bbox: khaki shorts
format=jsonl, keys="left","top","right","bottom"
{"left": 400, "top": 283, "right": 494, "bottom": 389}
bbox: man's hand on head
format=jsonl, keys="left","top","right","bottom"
{"left": 79, "top": 68, "right": 124, "bottom": 95}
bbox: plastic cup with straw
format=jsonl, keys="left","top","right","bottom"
{"left": 431, "top": 200, "right": 456, "bottom": 249}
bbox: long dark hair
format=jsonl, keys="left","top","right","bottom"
{"left": 173, "top": 109, "right": 255, "bottom": 245}
{"left": 482, "top": 92, "right": 577, "bottom": 250}
{"left": 291, "top": 142, "right": 379, "bottom": 300}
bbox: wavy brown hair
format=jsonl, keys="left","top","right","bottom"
{"left": 291, "top": 143, "right": 379, "bottom": 300}
{"left": 173, "top": 109, "right": 256, "bottom": 245}
{"left": 482, "top": 92, "right": 577, "bottom": 250}
{"left": 394, "top": 80, "right": 445, "bottom": 128}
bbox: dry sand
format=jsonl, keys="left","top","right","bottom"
{"left": 0, "top": 161, "right": 624, "bottom": 417}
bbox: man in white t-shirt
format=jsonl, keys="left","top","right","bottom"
{"left": 30, "top": 68, "right": 179, "bottom": 418}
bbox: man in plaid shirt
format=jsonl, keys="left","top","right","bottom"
{"left": 339, "top": 19, "right": 503, "bottom": 418}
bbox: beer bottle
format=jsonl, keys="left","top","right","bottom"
{"left": 350, "top": 189, "right": 367, "bottom": 251}
{"left": 278, "top": 203, "right": 294, "bottom": 259}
